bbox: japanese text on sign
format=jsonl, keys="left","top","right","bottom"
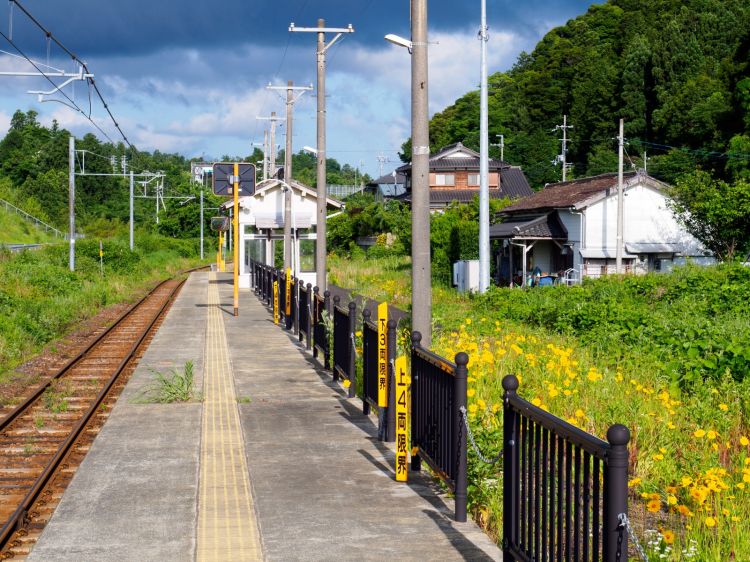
{"left": 273, "top": 281, "right": 280, "bottom": 325}
{"left": 377, "top": 302, "right": 388, "bottom": 407}
{"left": 285, "top": 267, "right": 292, "bottom": 317}
{"left": 394, "top": 355, "right": 409, "bottom": 482}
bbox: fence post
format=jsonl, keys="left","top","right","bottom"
{"left": 454, "top": 352, "right": 469, "bottom": 523}
{"left": 604, "top": 424, "right": 630, "bottom": 562}
{"left": 347, "top": 301, "right": 356, "bottom": 399}
{"left": 386, "top": 319, "right": 397, "bottom": 443}
{"left": 361, "top": 308, "right": 372, "bottom": 416}
{"left": 306, "top": 283, "right": 313, "bottom": 350}
{"left": 312, "top": 286, "right": 320, "bottom": 359}
{"left": 293, "top": 277, "right": 300, "bottom": 336}
{"left": 502, "top": 374, "right": 520, "bottom": 558}
{"left": 324, "top": 290, "right": 331, "bottom": 370}
{"left": 410, "top": 331, "right": 422, "bottom": 472}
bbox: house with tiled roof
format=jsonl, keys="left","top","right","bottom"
{"left": 395, "top": 142, "right": 532, "bottom": 210}
{"left": 490, "top": 172, "right": 713, "bottom": 285}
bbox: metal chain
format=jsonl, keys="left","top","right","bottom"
{"left": 350, "top": 332, "right": 357, "bottom": 358}
{"left": 618, "top": 513, "right": 648, "bottom": 562}
{"left": 459, "top": 406, "right": 503, "bottom": 465}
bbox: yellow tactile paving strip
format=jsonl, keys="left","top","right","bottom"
{"left": 197, "top": 273, "right": 263, "bottom": 561}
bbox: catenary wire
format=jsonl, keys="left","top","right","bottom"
{"left": 0, "top": 27, "right": 115, "bottom": 143}
{"left": 9, "top": 0, "right": 132, "bottom": 148}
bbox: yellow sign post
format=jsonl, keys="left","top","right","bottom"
{"left": 273, "top": 281, "right": 280, "bottom": 325}
{"left": 394, "top": 355, "right": 409, "bottom": 481}
{"left": 285, "top": 267, "right": 292, "bottom": 317}
{"left": 377, "top": 302, "right": 388, "bottom": 407}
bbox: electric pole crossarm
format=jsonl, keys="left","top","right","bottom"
{"left": 289, "top": 24, "right": 354, "bottom": 34}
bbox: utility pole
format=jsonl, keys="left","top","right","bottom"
{"left": 553, "top": 115, "right": 573, "bottom": 181}
{"left": 263, "top": 129, "right": 269, "bottom": 181}
{"left": 478, "top": 0, "right": 490, "bottom": 294}
{"left": 290, "top": 19, "right": 354, "bottom": 292}
{"left": 616, "top": 118, "right": 624, "bottom": 274}
{"left": 267, "top": 81, "right": 312, "bottom": 271}
{"left": 376, "top": 153, "right": 390, "bottom": 178}
{"left": 129, "top": 171, "right": 134, "bottom": 250}
{"left": 496, "top": 134, "right": 505, "bottom": 162}
{"left": 256, "top": 112, "right": 284, "bottom": 178}
{"left": 68, "top": 135, "right": 75, "bottom": 271}
{"left": 199, "top": 189, "right": 204, "bottom": 260}
{"left": 411, "top": 0, "right": 432, "bottom": 346}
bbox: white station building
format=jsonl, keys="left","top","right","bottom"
{"left": 222, "top": 178, "right": 344, "bottom": 289}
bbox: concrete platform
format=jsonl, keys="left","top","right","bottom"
{"left": 29, "top": 272, "right": 502, "bottom": 561}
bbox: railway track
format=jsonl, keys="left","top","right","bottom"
{"left": 0, "top": 275, "right": 188, "bottom": 558}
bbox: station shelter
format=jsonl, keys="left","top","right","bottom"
{"left": 222, "top": 178, "right": 344, "bottom": 289}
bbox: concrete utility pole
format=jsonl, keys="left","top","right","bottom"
{"left": 493, "top": 134, "right": 505, "bottom": 162}
{"left": 263, "top": 129, "right": 269, "bottom": 181}
{"left": 129, "top": 171, "right": 134, "bottom": 250}
{"left": 616, "top": 118, "right": 624, "bottom": 274}
{"left": 267, "top": 81, "right": 312, "bottom": 271}
{"left": 554, "top": 115, "right": 573, "bottom": 181}
{"left": 256, "top": 112, "right": 284, "bottom": 178}
{"left": 290, "top": 19, "right": 354, "bottom": 292}
{"left": 411, "top": 0, "right": 432, "bottom": 346}
{"left": 199, "top": 189, "right": 204, "bottom": 260}
{"left": 478, "top": 0, "right": 490, "bottom": 294}
{"left": 68, "top": 135, "right": 75, "bottom": 271}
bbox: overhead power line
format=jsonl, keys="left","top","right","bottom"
{"left": 0, "top": 28, "right": 115, "bottom": 143}
{"left": 7, "top": 0, "right": 133, "bottom": 148}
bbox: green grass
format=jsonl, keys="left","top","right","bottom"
{"left": 143, "top": 361, "right": 195, "bottom": 403}
{"left": 332, "top": 255, "right": 750, "bottom": 560}
{"left": 0, "top": 205, "right": 57, "bottom": 244}
{"left": 0, "top": 233, "right": 209, "bottom": 384}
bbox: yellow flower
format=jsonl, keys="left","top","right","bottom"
{"left": 628, "top": 477, "right": 642, "bottom": 488}
{"left": 676, "top": 504, "right": 692, "bottom": 517}
{"left": 477, "top": 399, "right": 486, "bottom": 410}
{"left": 653, "top": 454, "right": 664, "bottom": 461}
{"left": 662, "top": 530, "right": 675, "bottom": 544}
{"left": 694, "top": 429, "right": 706, "bottom": 438}
{"left": 465, "top": 318, "right": 472, "bottom": 325}
{"left": 646, "top": 499, "right": 661, "bottom": 513}
{"left": 468, "top": 404, "right": 478, "bottom": 414}
{"left": 707, "top": 430, "right": 718, "bottom": 440}
{"left": 531, "top": 397, "right": 542, "bottom": 407}
{"left": 704, "top": 516, "right": 716, "bottom": 528}
{"left": 719, "top": 403, "right": 728, "bottom": 411}
{"left": 343, "top": 379, "right": 351, "bottom": 388}
{"left": 575, "top": 409, "right": 585, "bottom": 419}
{"left": 740, "top": 436, "right": 749, "bottom": 447}
{"left": 667, "top": 495, "right": 677, "bottom": 506}
{"left": 467, "top": 388, "right": 476, "bottom": 398}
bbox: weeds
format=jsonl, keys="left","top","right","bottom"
{"left": 42, "top": 381, "right": 70, "bottom": 413}
{"left": 144, "top": 360, "right": 195, "bottom": 403}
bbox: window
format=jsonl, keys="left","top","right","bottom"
{"left": 299, "top": 240, "right": 316, "bottom": 272}
{"left": 435, "top": 174, "right": 455, "bottom": 186}
{"left": 468, "top": 174, "right": 480, "bottom": 186}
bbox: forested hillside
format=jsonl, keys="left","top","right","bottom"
{"left": 408, "top": 0, "right": 750, "bottom": 189}
{"left": 0, "top": 109, "right": 368, "bottom": 242}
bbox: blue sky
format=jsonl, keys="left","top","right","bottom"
{"left": 0, "top": 0, "right": 596, "bottom": 177}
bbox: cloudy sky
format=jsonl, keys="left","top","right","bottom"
{"left": 0, "top": 0, "right": 595, "bottom": 177}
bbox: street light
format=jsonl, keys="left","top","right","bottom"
{"left": 384, "top": 34, "right": 412, "bottom": 51}
{"left": 385, "top": 0, "right": 431, "bottom": 347}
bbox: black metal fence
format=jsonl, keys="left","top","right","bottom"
{"left": 332, "top": 297, "right": 356, "bottom": 398}
{"left": 409, "top": 331, "right": 469, "bottom": 522}
{"left": 247, "top": 260, "right": 630, "bottom": 546}
{"left": 502, "top": 375, "right": 630, "bottom": 562}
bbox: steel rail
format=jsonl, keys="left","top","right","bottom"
{"left": 0, "top": 276, "right": 185, "bottom": 549}
{"left": 0, "top": 267, "right": 204, "bottom": 433}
